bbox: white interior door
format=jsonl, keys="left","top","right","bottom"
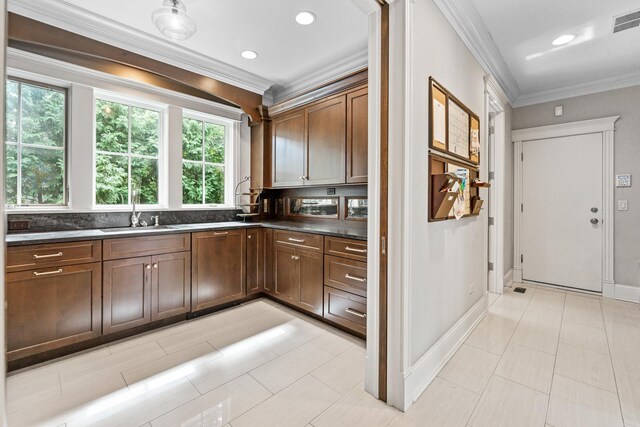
{"left": 522, "top": 133, "right": 603, "bottom": 292}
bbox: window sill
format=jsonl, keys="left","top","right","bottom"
{"left": 7, "top": 206, "right": 237, "bottom": 214}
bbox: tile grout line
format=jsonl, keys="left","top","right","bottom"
{"left": 463, "top": 285, "right": 539, "bottom": 425}
{"left": 601, "top": 298, "right": 628, "bottom": 426}
{"left": 544, "top": 288, "right": 567, "bottom": 425}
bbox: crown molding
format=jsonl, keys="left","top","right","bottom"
{"left": 272, "top": 49, "right": 368, "bottom": 103}
{"left": 513, "top": 70, "right": 640, "bottom": 107}
{"left": 432, "top": 0, "right": 520, "bottom": 104}
{"left": 8, "top": 0, "right": 275, "bottom": 95}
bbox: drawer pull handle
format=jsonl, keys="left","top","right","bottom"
{"left": 214, "top": 231, "right": 229, "bottom": 236}
{"left": 33, "top": 269, "right": 63, "bottom": 277}
{"left": 345, "top": 273, "right": 367, "bottom": 283}
{"left": 345, "top": 246, "right": 367, "bottom": 254}
{"left": 345, "top": 308, "right": 367, "bottom": 318}
{"left": 33, "top": 252, "right": 63, "bottom": 260}
{"left": 288, "top": 238, "right": 305, "bottom": 243}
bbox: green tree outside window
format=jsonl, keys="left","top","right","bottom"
{"left": 95, "top": 98, "right": 160, "bottom": 205}
{"left": 182, "top": 117, "right": 226, "bottom": 205}
{"left": 5, "top": 79, "right": 66, "bottom": 207}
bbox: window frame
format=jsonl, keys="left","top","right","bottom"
{"left": 181, "top": 109, "right": 235, "bottom": 208}
{"left": 93, "top": 90, "right": 167, "bottom": 210}
{"left": 5, "top": 76, "right": 70, "bottom": 209}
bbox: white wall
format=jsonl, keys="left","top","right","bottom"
{"left": 388, "top": 0, "right": 489, "bottom": 410}
{"left": 512, "top": 86, "right": 640, "bottom": 290}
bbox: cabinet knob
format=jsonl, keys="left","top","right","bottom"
{"left": 153, "top": 263, "right": 158, "bottom": 269}
{"left": 248, "top": 235, "right": 252, "bottom": 239}
{"left": 146, "top": 264, "right": 151, "bottom": 270}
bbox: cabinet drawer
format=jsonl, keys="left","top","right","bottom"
{"left": 103, "top": 233, "right": 190, "bottom": 260}
{"left": 7, "top": 240, "right": 102, "bottom": 273}
{"left": 274, "top": 230, "right": 323, "bottom": 252}
{"left": 324, "top": 286, "right": 366, "bottom": 336}
{"left": 324, "top": 237, "right": 367, "bottom": 261}
{"left": 324, "top": 255, "right": 367, "bottom": 297}
{"left": 7, "top": 262, "right": 102, "bottom": 360}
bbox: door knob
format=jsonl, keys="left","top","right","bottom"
{"left": 591, "top": 207, "right": 599, "bottom": 213}
{"left": 590, "top": 218, "right": 599, "bottom": 225}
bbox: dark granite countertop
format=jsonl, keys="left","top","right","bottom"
{"left": 5, "top": 220, "right": 367, "bottom": 246}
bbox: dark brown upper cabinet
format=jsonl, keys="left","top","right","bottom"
{"left": 269, "top": 85, "right": 368, "bottom": 188}
{"left": 272, "top": 110, "right": 306, "bottom": 188}
{"left": 305, "top": 95, "right": 346, "bottom": 185}
{"left": 346, "top": 87, "right": 369, "bottom": 183}
{"left": 192, "top": 229, "right": 246, "bottom": 311}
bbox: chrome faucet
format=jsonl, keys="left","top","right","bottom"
{"left": 131, "top": 198, "right": 142, "bottom": 227}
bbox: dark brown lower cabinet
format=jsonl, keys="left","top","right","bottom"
{"left": 6, "top": 262, "right": 102, "bottom": 361}
{"left": 103, "top": 256, "right": 152, "bottom": 335}
{"left": 273, "top": 243, "right": 323, "bottom": 316}
{"left": 104, "top": 251, "right": 191, "bottom": 334}
{"left": 324, "top": 286, "right": 367, "bottom": 336}
{"left": 192, "top": 229, "right": 246, "bottom": 311}
{"left": 152, "top": 252, "right": 191, "bottom": 321}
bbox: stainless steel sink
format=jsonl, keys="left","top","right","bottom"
{"left": 100, "top": 225, "right": 175, "bottom": 233}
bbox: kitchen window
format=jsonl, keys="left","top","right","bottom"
{"left": 94, "top": 95, "right": 164, "bottom": 207}
{"left": 5, "top": 78, "right": 68, "bottom": 208}
{"left": 181, "top": 113, "right": 231, "bottom": 206}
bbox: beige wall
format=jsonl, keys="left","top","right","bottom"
{"left": 512, "top": 86, "right": 640, "bottom": 288}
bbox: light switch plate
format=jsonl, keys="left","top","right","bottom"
{"left": 618, "top": 200, "right": 628, "bottom": 211}
{"left": 616, "top": 174, "right": 631, "bottom": 187}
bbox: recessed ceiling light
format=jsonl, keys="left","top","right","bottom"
{"left": 241, "top": 50, "right": 258, "bottom": 60}
{"left": 552, "top": 34, "right": 576, "bottom": 46}
{"left": 295, "top": 11, "right": 316, "bottom": 25}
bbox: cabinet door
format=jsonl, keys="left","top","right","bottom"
{"left": 192, "top": 230, "right": 246, "bottom": 311}
{"left": 272, "top": 111, "right": 305, "bottom": 187}
{"left": 246, "top": 228, "right": 262, "bottom": 295}
{"left": 273, "top": 244, "right": 298, "bottom": 303}
{"left": 306, "top": 96, "right": 346, "bottom": 185}
{"left": 6, "top": 262, "right": 102, "bottom": 361}
{"left": 297, "top": 249, "right": 324, "bottom": 315}
{"left": 103, "top": 256, "right": 152, "bottom": 335}
{"left": 346, "top": 87, "right": 368, "bottom": 183}
{"left": 264, "top": 228, "right": 274, "bottom": 293}
{"left": 151, "top": 252, "right": 191, "bottom": 321}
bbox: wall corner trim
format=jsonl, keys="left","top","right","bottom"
{"left": 401, "top": 293, "right": 488, "bottom": 411}
{"left": 503, "top": 269, "right": 514, "bottom": 291}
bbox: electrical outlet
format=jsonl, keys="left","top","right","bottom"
{"left": 468, "top": 282, "right": 474, "bottom": 295}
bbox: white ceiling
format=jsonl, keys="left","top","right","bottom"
{"left": 468, "top": 0, "right": 640, "bottom": 104}
{"left": 10, "top": 0, "right": 368, "bottom": 100}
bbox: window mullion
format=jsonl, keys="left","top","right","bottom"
{"left": 201, "top": 122, "right": 206, "bottom": 204}
{"left": 127, "top": 104, "right": 132, "bottom": 205}
{"left": 16, "top": 81, "right": 23, "bottom": 206}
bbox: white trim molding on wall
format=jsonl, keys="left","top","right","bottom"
{"left": 512, "top": 116, "right": 619, "bottom": 297}
{"left": 403, "top": 293, "right": 488, "bottom": 408}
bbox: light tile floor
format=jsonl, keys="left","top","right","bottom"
{"left": 6, "top": 284, "right": 640, "bottom": 427}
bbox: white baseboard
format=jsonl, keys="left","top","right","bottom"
{"left": 513, "top": 268, "right": 522, "bottom": 283}
{"left": 402, "top": 293, "right": 488, "bottom": 411}
{"left": 610, "top": 283, "right": 640, "bottom": 303}
{"left": 503, "top": 269, "right": 514, "bottom": 291}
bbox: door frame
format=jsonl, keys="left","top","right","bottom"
{"left": 512, "top": 116, "right": 619, "bottom": 295}
{"left": 484, "top": 76, "right": 508, "bottom": 294}
{"left": 350, "top": 0, "right": 389, "bottom": 401}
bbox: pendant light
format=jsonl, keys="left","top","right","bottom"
{"left": 152, "top": 0, "right": 197, "bottom": 41}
